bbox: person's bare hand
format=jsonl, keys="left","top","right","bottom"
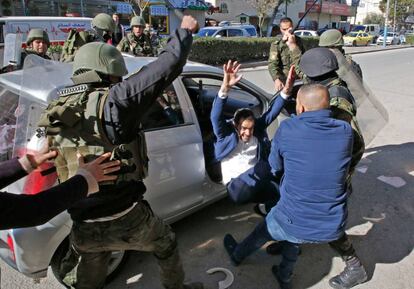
{"left": 286, "top": 33, "right": 297, "bottom": 50}
{"left": 181, "top": 15, "right": 199, "bottom": 34}
{"left": 274, "top": 78, "right": 285, "bottom": 92}
{"left": 77, "top": 152, "right": 121, "bottom": 183}
{"left": 282, "top": 65, "right": 296, "bottom": 95}
{"left": 221, "top": 60, "right": 242, "bottom": 93}
{"left": 26, "top": 141, "right": 58, "bottom": 169}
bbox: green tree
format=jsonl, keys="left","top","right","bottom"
{"left": 379, "top": 0, "right": 414, "bottom": 26}
{"left": 363, "top": 12, "right": 385, "bottom": 25}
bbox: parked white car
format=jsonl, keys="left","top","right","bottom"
{"left": 0, "top": 55, "right": 275, "bottom": 284}
{"left": 294, "top": 30, "right": 318, "bottom": 37}
{"left": 376, "top": 32, "right": 400, "bottom": 45}
{"left": 196, "top": 24, "right": 258, "bottom": 38}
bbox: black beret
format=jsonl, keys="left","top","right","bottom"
{"left": 299, "top": 47, "right": 339, "bottom": 77}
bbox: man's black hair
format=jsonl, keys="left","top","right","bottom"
{"left": 280, "top": 17, "right": 293, "bottom": 24}
{"left": 234, "top": 108, "right": 255, "bottom": 126}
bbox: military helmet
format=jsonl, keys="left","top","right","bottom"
{"left": 299, "top": 47, "right": 338, "bottom": 78}
{"left": 72, "top": 42, "right": 128, "bottom": 77}
{"left": 130, "top": 16, "right": 146, "bottom": 27}
{"left": 92, "top": 13, "right": 116, "bottom": 33}
{"left": 26, "top": 28, "right": 50, "bottom": 46}
{"left": 319, "top": 29, "right": 344, "bottom": 47}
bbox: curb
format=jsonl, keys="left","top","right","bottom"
{"left": 240, "top": 45, "right": 414, "bottom": 69}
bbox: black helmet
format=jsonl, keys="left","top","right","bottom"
{"left": 299, "top": 47, "right": 338, "bottom": 78}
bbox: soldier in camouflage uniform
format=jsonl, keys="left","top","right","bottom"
{"left": 22, "top": 28, "right": 51, "bottom": 63}
{"left": 268, "top": 17, "right": 305, "bottom": 92}
{"left": 319, "top": 29, "right": 363, "bottom": 79}
{"left": 60, "top": 13, "right": 115, "bottom": 62}
{"left": 299, "top": 47, "right": 367, "bottom": 289}
{"left": 39, "top": 16, "right": 202, "bottom": 289}
{"left": 117, "top": 16, "right": 154, "bottom": 57}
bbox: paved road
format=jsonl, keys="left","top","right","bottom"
{"left": 1, "top": 48, "right": 413, "bottom": 289}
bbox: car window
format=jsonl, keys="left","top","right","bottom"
{"left": 294, "top": 31, "right": 301, "bottom": 36}
{"left": 216, "top": 29, "right": 226, "bottom": 37}
{"left": 245, "top": 27, "right": 257, "bottom": 36}
{"left": 227, "top": 29, "right": 243, "bottom": 37}
{"left": 0, "top": 87, "right": 19, "bottom": 161}
{"left": 347, "top": 32, "right": 358, "bottom": 37}
{"left": 363, "top": 33, "right": 369, "bottom": 37}
{"left": 304, "top": 31, "right": 312, "bottom": 36}
{"left": 140, "top": 84, "right": 185, "bottom": 131}
{"left": 197, "top": 28, "right": 217, "bottom": 37}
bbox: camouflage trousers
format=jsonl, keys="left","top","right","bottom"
{"left": 59, "top": 201, "right": 185, "bottom": 289}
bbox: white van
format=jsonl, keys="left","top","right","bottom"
{"left": 0, "top": 16, "right": 92, "bottom": 48}
{"left": 352, "top": 24, "right": 381, "bottom": 40}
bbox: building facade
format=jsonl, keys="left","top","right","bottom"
{"left": 352, "top": 0, "right": 383, "bottom": 24}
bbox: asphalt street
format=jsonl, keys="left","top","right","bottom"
{"left": 1, "top": 48, "right": 413, "bottom": 289}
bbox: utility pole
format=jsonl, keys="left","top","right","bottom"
{"left": 383, "top": 0, "right": 390, "bottom": 48}
{"left": 393, "top": 0, "right": 397, "bottom": 32}
{"left": 285, "top": 0, "right": 288, "bottom": 16}
{"left": 80, "top": 0, "right": 85, "bottom": 17}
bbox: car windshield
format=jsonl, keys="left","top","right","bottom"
{"left": 347, "top": 32, "right": 359, "bottom": 37}
{"left": 245, "top": 27, "right": 257, "bottom": 36}
{"left": 197, "top": 28, "right": 217, "bottom": 37}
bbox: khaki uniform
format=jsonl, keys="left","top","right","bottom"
{"left": 268, "top": 36, "right": 305, "bottom": 82}
{"left": 117, "top": 32, "right": 154, "bottom": 56}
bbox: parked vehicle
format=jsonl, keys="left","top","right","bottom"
{"left": 343, "top": 31, "right": 373, "bottom": 46}
{"left": 376, "top": 32, "right": 400, "bottom": 45}
{"left": 351, "top": 24, "right": 381, "bottom": 41}
{"left": 294, "top": 30, "right": 318, "bottom": 37}
{"left": 0, "top": 16, "right": 92, "bottom": 47}
{"left": 0, "top": 55, "right": 274, "bottom": 284}
{"left": 196, "top": 24, "right": 257, "bottom": 38}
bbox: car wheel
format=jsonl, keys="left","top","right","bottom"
{"left": 366, "top": 41, "right": 370, "bottom": 46}
{"left": 50, "top": 238, "right": 129, "bottom": 287}
{"left": 352, "top": 41, "right": 357, "bottom": 47}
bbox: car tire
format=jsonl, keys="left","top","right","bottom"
{"left": 50, "top": 238, "right": 129, "bottom": 287}
{"left": 352, "top": 41, "right": 357, "bottom": 47}
{"left": 366, "top": 41, "right": 369, "bottom": 46}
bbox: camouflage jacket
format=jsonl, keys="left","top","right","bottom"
{"left": 116, "top": 33, "right": 154, "bottom": 57}
{"left": 268, "top": 35, "right": 305, "bottom": 82}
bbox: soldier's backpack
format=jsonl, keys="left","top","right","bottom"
{"left": 60, "top": 29, "right": 93, "bottom": 63}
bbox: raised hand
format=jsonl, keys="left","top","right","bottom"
{"left": 221, "top": 60, "right": 242, "bottom": 94}
{"left": 181, "top": 15, "right": 199, "bottom": 34}
{"left": 282, "top": 65, "right": 296, "bottom": 96}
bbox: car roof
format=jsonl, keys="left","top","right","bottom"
{"left": 0, "top": 55, "right": 222, "bottom": 104}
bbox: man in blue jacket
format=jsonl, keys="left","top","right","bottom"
{"left": 211, "top": 60, "right": 294, "bottom": 212}
{"left": 223, "top": 83, "right": 367, "bottom": 289}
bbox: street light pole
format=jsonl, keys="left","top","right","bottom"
{"left": 383, "top": 0, "right": 390, "bottom": 48}
{"left": 393, "top": 0, "right": 397, "bottom": 32}
{"left": 80, "top": 0, "right": 85, "bottom": 17}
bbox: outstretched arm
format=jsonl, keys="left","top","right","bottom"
{"left": 256, "top": 65, "right": 295, "bottom": 129}
{"left": 105, "top": 16, "right": 199, "bottom": 144}
{"left": 211, "top": 60, "right": 243, "bottom": 140}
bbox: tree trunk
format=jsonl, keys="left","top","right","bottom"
{"left": 266, "top": 3, "right": 282, "bottom": 37}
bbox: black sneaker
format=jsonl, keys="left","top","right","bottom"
{"left": 223, "top": 234, "right": 241, "bottom": 266}
{"left": 329, "top": 263, "right": 367, "bottom": 289}
{"left": 266, "top": 242, "right": 302, "bottom": 256}
{"left": 271, "top": 265, "right": 292, "bottom": 289}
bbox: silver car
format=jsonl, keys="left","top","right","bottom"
{"left": 0, "top": 55, "right": 275, "bottom": 284}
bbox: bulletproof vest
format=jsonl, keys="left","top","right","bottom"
{"left": 39, "top": 84, "right": 148, "bottom": 182}
{"left": 60, "top": 29, "right": 103, "bottom": 63}
{"left": 325, "top": 78, "right": 357, "bottom": 118}
{"left": 126, "top": 33, "right": 152, "bottom": 56}
{"left": 38, "top": 85, "right": 149, "bottom": 220}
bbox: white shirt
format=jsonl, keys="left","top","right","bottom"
{"left": 217, "top": 88, "right": 290, "bottom": 184}
{"left": 221, "top": 136, "right": 259, "bottom": 184}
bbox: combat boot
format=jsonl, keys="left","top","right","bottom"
{"left": 329, "top": 257, "right": 367, "bottom": 289}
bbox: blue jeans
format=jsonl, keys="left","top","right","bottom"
{"left": 232, "top": 220, "right": 301, "bottom": 282}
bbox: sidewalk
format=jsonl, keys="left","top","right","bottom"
{"left": 241, "top": 44, "right": 414, "bottom": 69}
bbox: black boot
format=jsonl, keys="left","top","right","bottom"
{"left": 271, "top": 265, "right": 292, "bottom": 289}
{"left": 329, "top": 257, "right": 367, "bottom": 289}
